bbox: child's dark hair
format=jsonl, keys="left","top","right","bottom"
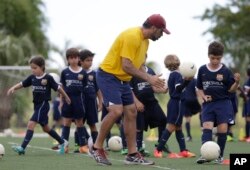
{"left": 29, "top": 55, "right": 45, "bottom": 71}
{"left": 164, "top": 54, "right": 180, "bottom": 71}
{"left": 66, "top": 48, "right": 79, "bottom": 59}
{"left": 79, "top": 49, "right": 95, "bottom": 61}
{"left": 208, "top": 41, "right": 224, "bottom": 56}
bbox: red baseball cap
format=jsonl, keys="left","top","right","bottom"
{"left": 147, "top": 14, "right": 170, "bottom": 34}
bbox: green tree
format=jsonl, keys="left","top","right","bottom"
{"left": 0, "top": 0, "right": 50, "bottom": 130}
{"left": 198, "top": 0, "right": 250, "bottom": 75}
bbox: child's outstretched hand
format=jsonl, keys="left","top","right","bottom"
{"left": 7, "top": 87, "right": 15, "bottom": 96}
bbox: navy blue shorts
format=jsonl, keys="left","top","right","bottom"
{"left": 61, "top": 94, "right": 85, "bottom": 119}
{"left": 136, "top": 101, "right": 166, "bottom": 131}
{"left": 201, "top": 99, "right": 233, "bottom": 125}
{"left": 30, "top": 101, "right": 50, "bottom": 126}
{"left": 96, "top": 69, "right": 134, "bottom": 106}
{"left": 242, "top": 102, "right": 250, "bottom": 117}
{"left": 166, "top": 99, "right": 183, "bottom": 126}
{"left": 230, "top": 97, "right": 238, "bottom": 115}
{"left": 84, "top": 96, "right": 98, "bottom": 125}
{"left": 181, "top": 100, "right": 201, "bottom": 117}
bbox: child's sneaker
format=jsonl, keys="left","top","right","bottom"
{"left": 12, "top": 146, "right": 25, "bottom": 155}
{"left": 155, "top": 143, "right": 171, "bottom": 153}
{"left": 167, "top": 152, "right": 183, "bottom": 158}
{"left": 74, "top": 144, "right": 80, "bottom": 153}
{"left": 186, "top": 136, "right": 192, "bottom": 142}
{"left": 58, "top": 139, "right": 68, "bottom": 154}
{"left": 213, "top": 156, "right": 224, "bottom": 164}
{"left": 153, "top": 149, "right": 163, "bottom": 158}
{"left": 79, "top": 145, "right": 89, "bottom": 154}
{"left": 178, "top": 150, "right": 196, "bottom": 158}
{"left": 196, "top": 156, "right": 211, "bottom": 164}
{"left": 121, "top": 148, "right": 128, "bottom": 155}
{"left": 124, "top": 152, "right": 154, "bottom": 165}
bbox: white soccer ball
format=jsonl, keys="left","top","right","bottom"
{"left": 0, "top": 144, "right": 5, "bottom": 159}
{"left": 179, "top": 61, "right": 197, "bottom": 77}
{"left": 4, "top": 128, "right": 13, "bottom": 137}
{"left": 108, "top": 136, "right": 122, "bottom": 152}
{"left": 200, "top": 141, "right": 220, "bottom": 161}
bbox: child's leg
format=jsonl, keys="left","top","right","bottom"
{"left": 43, "top": 125, "right": 64, "bottom": 145}
{"left": 185, "top": 116, "right": 192, "bottom": 139}
{"left": 21, "top": 121, "right": 36, "bottom": 149}
{"left": 217, "top": 123, "right": 228, "bottom": 157}
{"left": 156, "top": 124, "right": 174, "bottom": 151}
{"left": 90, "top": 125, "right": 98, "bottom": 143}
{"left": 136, "top": 130, "right": 143, "bottom": 150}
{"left": 175, "top": 129, "right": 186, "bottom": 152}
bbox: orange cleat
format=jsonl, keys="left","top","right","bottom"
{"left": 79, "top": 145, "right": 89, "bottom": 154}
{"left": 167, "top": 152, "right": 183, "bottom": 158}
{"left": 178, "top": 150, "right": 196, "bottom": 158}
{"left": 153, "top": 149, "right": 163, "bottom": 158}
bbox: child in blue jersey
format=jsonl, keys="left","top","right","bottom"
{"left": 7, "top": 56, "right": 71, "bottom": 155}
{"left": 181, "top": 78, "right": 201, "bottom": 142}
{"left": 128, "top": 64, "right": 169, "bottom": 157}
{"left": 196, "top": 41, "right": 240, "bottom": 164}
{"left": 154, "top": 54, "right": 196, "bottom": 158}
{"left": 72, "top": 49, "right": 102, "bottom": 152}
{"left": 242, "top": 66, "right": 250, "bottom": 142}
{"left": 60, "top": 48, "right": 89, "bottom": 154}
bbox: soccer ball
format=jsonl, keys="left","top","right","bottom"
{"left": 108, "top": 136, "right": 122, "bottom": 152}
{"left": 200, "top": 141, "right": 220, "bottom": 161}
{"left": 179, "top": 61, "right": 197, "bottom": 77}
{"left": 0, "top": 144, "right": 5, "bottom": 159}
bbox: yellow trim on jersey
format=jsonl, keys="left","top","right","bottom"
{"left": 100, "top": 27, "right": 149, "bottom": 81}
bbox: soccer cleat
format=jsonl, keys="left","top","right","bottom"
{"left": 58, "top": 139, "right": 68, "bottom": 154}
{"left": 213, "top": 156, "right": 224, "bottom": 164}
{"left": 79, "top": 145, "right": 89, "bottom": 154}
{"left": 246, "top": 137, "right": 250, "bottom": 143}
{"left": 12, "top": 146, "right": 25, "bottom": 155}
{"left": 124, "top": 152, "right": 154, "bottom": 165}
{"left": 178, "top": 150, "right": 196, "bottom": 158}
{"left": 74, "top": 144, "right": 80, "bottom": 153}
{"left": 121, "top": 148, "right": 128, "bottom": 155}
{"left": 51, "top": 144, "right": 59, "bottom": 150}
{"left": 138, "top": 148, "right": 150, "bottom": 157}
{"left": 196, "top": 156, "right": 211, "bottom": 164}
{"left": 227, "top": 135, "right": 234, "bottom": 142}
{"left": 90, "top": 147, "right": 112, "bottom": 166}
{"left": 153, "top": 149, "right": 163, "bottom": 158}
{"left": 167, "top": 152, "right": 183, "bottom": 158}
{"left": 155, "top": 143, "right": 171, "bottom": 153}
{"left": 186, "top": 136, "right": 192, "bottom": 142}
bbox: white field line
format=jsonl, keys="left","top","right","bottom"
{"left": 8, "top": 142, "right": 179, "bottom": 170}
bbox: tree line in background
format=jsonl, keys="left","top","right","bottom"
{"left": 0, "top": 0, "right": 249, "bottom": 130}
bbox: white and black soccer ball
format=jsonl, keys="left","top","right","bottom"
{"left": 0, "top": 144, "right": 5, "bottom": 159}
{"left": 179, "top": 61, "right": 197, "bottom": 77}
{"left": 108, "top": 136, "right": 122, "bottom": 152}
{"left": 200, "top": 141, "right": 220, "bottom": 161}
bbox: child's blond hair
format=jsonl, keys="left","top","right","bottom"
{"left": 164, "top": 54, "right": 180, "bottom": 71}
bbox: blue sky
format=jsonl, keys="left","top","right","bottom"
{"left": 42, "top": 0, "right": 227, "bottom": 75}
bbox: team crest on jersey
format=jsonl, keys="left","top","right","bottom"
{"left": 41, "top": 79, "right": 47, "bottom": 85}
{"left": 216, "top": 74, "right": 223, "bottom": 81}
{"left": 88, "top": 75, "right": 94, "bottom": 81}
{"left": 78, "top": 74, "right": 84, "bottom": 80}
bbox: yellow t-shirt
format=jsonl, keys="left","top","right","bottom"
{"left": 100, "top": 27, "right": 149, "bottom": 81}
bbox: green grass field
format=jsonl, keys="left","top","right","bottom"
{"left": 0, "top": 130, "right": 250, "bottom": 170}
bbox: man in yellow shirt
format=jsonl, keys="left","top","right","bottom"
{"left": 90, "top": 14, "right": 170, "bottom": 166}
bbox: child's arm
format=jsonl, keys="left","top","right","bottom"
{"left": 132, "top": 91, "right": 144, "bottom": 112}
{"left": 7, "top": 82, "right": 23, "bottom": 96}
{"left": 97, "top": 90, "right": 103, "bottom": 112}
{"left": 58, "top": 87, "right": 71, "bottom": 105}
{"left": 228, "top": 73, "right": 240, "bottom": 93}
